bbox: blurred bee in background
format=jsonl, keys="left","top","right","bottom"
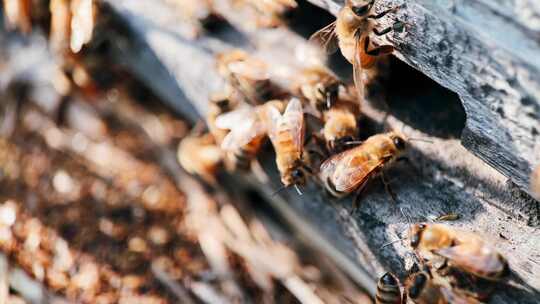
{"left": 178, "top": 132, "right": 223, "bottom": 185}
{"left": 49, "top": 0, "right": 96, "bottom": 53}
{"left": 409, "top": 223, "right": 508, "bottom": 282}
{"left": 216, "top": 50, "right": 278, "bottom": 105}
{"left": 309, "top": 0, "right": 403, "bottom": 101}
{"left": 319, "top": 132, "right": 407, "bottom": 206}
{"left": 2, "top": 0, "right": 32, "bottom": 33}
{"left": 265, "top": 98, "right": 310, "bottom": 191}
{"left": 375, "top": 272, "right": 402, "bottom": 304}
{"left": 206, "top": 92, "right": 236, "bottom": 145}
{"left": 321, "top": 99, "right": 360, "bottom": 153}
{"left": 530, "top": 164, "right": 540, "bottom": 201}
{"left": 234, "top": 0, "right": 297, "bottom": 28}
{"left": 215, "top": 100, "right": 285, "bottom": 171}
{"left": 293, "top": 66, "right": 344, "bottom": 112}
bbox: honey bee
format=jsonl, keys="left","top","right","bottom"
{"left": 294, "top": 67, "right": 343, "bottom": 112}
{"left": 266, "top": 98, "right": 309, "bottom": 188}
{"left": 216, "top": 50, "right": 276, "bottom": 105}
{"left": 309, "top": 0, "right": 401, "bottom": 100}
{"left": 206, "top": 92, "right": 235, "bottom": 145}
{"left": 3, "top": 0, "right": 32, "bottom": 33}
{"left": 409, "top": 223, "right": 508, "bottom": 281}
{"left": 321, "top": 99, "right": 360, "bottom": 153}
{"left": 177, "top": 133, "right": 223, "bottom": 185}
{"left": 235, "top": 0, "right": 297, "bottom": 28}
{"left": 376, "top": 272, "right": 402, "bottom": 304}
{"left": 530, "top": 164, "right": 540, "bottom": 201}
{"left": 319, "top": 132, "right": 406, "bottom": 202}
{"left": 215, "top": 101, "right": 284, "bottom": 171}
{"left": 405, "top": 271, "right": 480, "bottom": 304}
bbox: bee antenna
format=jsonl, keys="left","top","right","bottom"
{"left": 294, "top": 184, "right": 303, "bottom": 195}
{"left": 380, "top": 238, "right": 402, "bottom": 249}
{"left": 408, "top": 138, "right": 434, "bottom": 144}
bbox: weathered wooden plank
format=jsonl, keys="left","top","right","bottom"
{"left": 310, "top": 0, "right": 540, "bottom": 196}
{"left": 99, "top": 0, "right": 540, "bottom": 302}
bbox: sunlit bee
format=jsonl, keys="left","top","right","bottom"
{"left": 319, "top": 132, "right": 406, "bottom": 198}
{"left": 322, "top": 99, "right": 360, "bottom": 153}
{"left": 375, "top": 272, "right": 402, "bottom": 304}
{"left": 177, "top": 133, "right": 223, "bottom": 185}
{"left": 409, "top": 223, "right": 508, "bottom": 281}
{"left": 236, "top": 0, "right": 297, "bottom": 28}
{"left": 206, "top": 92, "right": 235, "bottom": 145}
{"left": 310, "top": 0, "right": 400, "bottom": 101}
{"left": 265, "top": 98, "right": 308, "bottom": 187}
{"left": 216, "top": 50, "right": 275, "bottom": 105}
{"left": 216, "top": 101, "right": 284, "bottom": 171}
{"left": 294, "top": 67, "right": 343, "bottom": 112}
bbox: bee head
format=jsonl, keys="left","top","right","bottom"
{"left": 380, "top": 272, "right": 399, "bottom": 286}
{"left": 407, "top": 272, "right": 428, "bottom": 299}
{"left": 349, "top": 0, "right": 375, "bottom": 17}
{"left": 410, "top": 223, "right": 426, "bottom": 248}
{"left": 290, "top": 168, "right": 306, "bottom": 185}
{"left": 391, "top": 134, "right": 407, "bottom": 151}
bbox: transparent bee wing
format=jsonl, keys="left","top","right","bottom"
{"left": 434, "top": 244, "right": 506, "bottom": 279}
{"left": 215, "top": 107, "right": 253, "bottom": 130}
{"left": 309, "top": 21, "right": 339, "bottom": 55}
{"left": 264, "top": 103, "right": 283, "bottom": 146}
{"left": 282, "top": 98, "right": 305, "bottom": 152}
{"left": 221, "top": 116, "right": 266, "bottom": 151}
{"left": 353, "top": 32, "right": 365, "bottom": 103}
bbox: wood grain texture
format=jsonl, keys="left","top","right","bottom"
{"left": 100, "top": 0, "right": 540, "bottom": 302}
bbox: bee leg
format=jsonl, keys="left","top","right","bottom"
{"left": 381, "top": 172, "right": 397, "bottom": 203}
{"left": 363, "top": 36, "right": 394, "bottom": 57}
{"left": 367, "top": 6, "right": 400, "bottom": 19}
{"left": 350, "top": 183, "right": 368, "bottom": 215}
{"left": 373, "top": 26, "right": 393, "bottom": 36}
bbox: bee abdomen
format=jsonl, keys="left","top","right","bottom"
{"left": 376, "top": 272, "right": 402, "bottom": 304}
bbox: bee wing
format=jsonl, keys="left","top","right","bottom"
{"left": 320, "top": 145, "right": 379, "bottom": 193}
{"left": 282, "top": 98, "right": 305, "bottom": 152}
{"left": 228, "top": 61, "right": 269, "bottom": 80}
{"left": 353, "top": 33, "right": 365, "bottom": 102}
{"left": 221, "top": 116, "right": 266, "bottom": 151}
{"left": 264, "top": 103, "right": 283, "bottom": 146}
{"left": 309, "top": 21, "right": 339, "bottom": 55}
{"left": 215, "top": 107, "right": 253, "bottom": 130}
{"left": 440, "top": 286, "right": 481, "bottom": 304}
{"left": 434, "top": 244, "right": 506, "bottom": 279}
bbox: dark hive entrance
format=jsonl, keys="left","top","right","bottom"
{"left": 373, "top": 57, "right": 466, "bottom": 139}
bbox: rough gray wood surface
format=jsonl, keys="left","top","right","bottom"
{"left": 311, "top": 0, "right": 540, "bottom": 196}
{"left": 100, "top": 0, "right": 540, "bottom": 302}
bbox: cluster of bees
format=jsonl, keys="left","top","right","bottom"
{"left": 375, "top": 223, "right": 508, "bottom": 304}
{"left": 177, "top": 1, "right": 513, "bottom": 303}
{"left": 180, "top": 0, "right": 406, "bottom": 199}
